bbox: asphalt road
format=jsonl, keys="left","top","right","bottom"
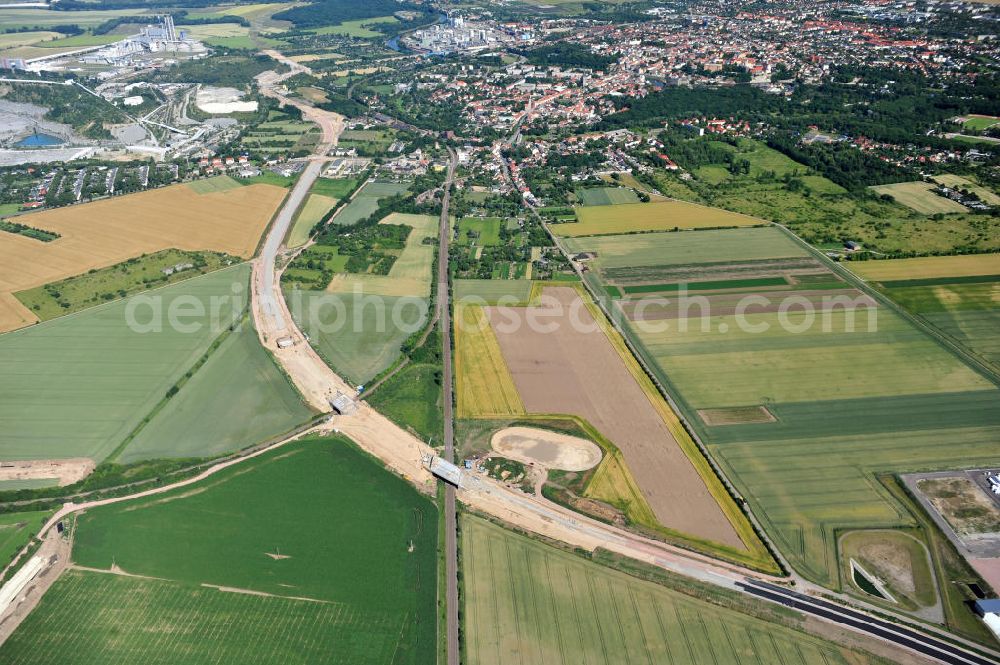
{"left": 437, "top": 149, "right": 460, "bottom": 665}
{"left": 738, "top": 581, "right": 997, "bottom": 665}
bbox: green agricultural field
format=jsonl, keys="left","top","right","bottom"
{"left": 309, "top": 15, "right": 398, "bottom": 38}
{"left": 869, "top": 182, "right": 968, "bottom": 215}
{"left": 0, "top": 31, "right": 62, "bottom": 48}
{"left": 2, "top": 437, "right": 437, "bottom": 665}
{"left": 287, "top": 193, "right": 337, "bottom": 247}
{"left": 310, "top": 176, "right": 360, "bottom": 199}
{"left": 14, "top": 249, "right": 237, "bottom": 321}
{"left": 119, "top": 320, "right": 314, "bottom": 463}
{"left": 0, "top": 266, "right": 249, "bottom": 462}
{"left": 2, "top": 571, "right": 407, "bottom": 665}
{"left": 187, "top": 175, "right": 243, "bottom": 194}
{"left": 574, "top": 186, "right": 640, "bottom": 206}
{"left": 456, "top": 217, "right": 502, "bottom": 246}
{"left": 0, "top": 510, "right": 52, "bottom": 568}
{"left": 0, "top": 479, "right": 57, "bottom": 492}
{"left": 850, "top": 255, "right": 1000, "bottom": 372}
{"left": 0, "top": 8, "right": 148, "bottom": 30}
{"left": 575, "top": 227, "right": 1000, "bottom": 634}
{"left": 36, "top": 34, "right": 119, "bottom": 48}
{"left": 453, "top": 279, "right": 533, "bottom": 305}
{"left": 962, "top": 115, "right": 1000, "bottom": 131}
{"left": 462, "top": 516, "right": 886, "bottom": 665}
{"left": 287, "top": 290, "right": 427, "bottom": 386}
{"left": 331, "top": 181, "right": 409, "bottom": 226}
{"left": 366, "top": 362, "right": 442, "bottom": 442}
{"left": 563, "top": 226, "right": 805, "bottom": 270}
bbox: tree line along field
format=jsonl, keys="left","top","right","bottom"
{"left": 0, "top": 266, "right": 312, "bottom": 465}
{"left": 0, "top": 437, "right": 437, "bottom": 665}
{"left": 553, "top": 199, "right": 762, "bottom": 237}
{"left": 848, "top": 255, "right": 1000, "bottom": 374}
{"left": 563, "top": 225, "right": 1000, "bottom": 639}
{"left": 461, "top": 516, "right": 891, "bottom": 665}
{"left": 0, "top": 177, "right": 287, "bottom": 332}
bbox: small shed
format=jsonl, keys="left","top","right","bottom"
{"left": 276, "top": 336, "right": 294, "bottom": 349}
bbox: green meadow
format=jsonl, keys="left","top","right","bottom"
{"left": 2, "top": 437, "right": 437, "bottom": 664}
{"left": 463, "top": 516, "right": 886, "bottom": 665}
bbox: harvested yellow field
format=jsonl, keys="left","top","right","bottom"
{"left": 850, "top": 254, "right": 1000, "bottom": 282}
{"left": 0, "top": 179, "right": 285, "bottom": 331}
{"left": 454, "top": 304, "right": 524, "bottom": 418}
{"left": 554, "top": 200, "right": 761, "bottom": 237}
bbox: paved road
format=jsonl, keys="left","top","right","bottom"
{"left": 739, "top": 581, "right": 998, "bottom": 665}
{"left": 436, "top": 149, "right": 460, "bottom": 665}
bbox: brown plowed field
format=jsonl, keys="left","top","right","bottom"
{"left": 0, "top": 181, "right": 286, "bottom": 332}
{"left": 486, "top": 286, "right": 744, "bottom": 549}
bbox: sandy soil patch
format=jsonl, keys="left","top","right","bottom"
{"left": 0, "top": 181, "right": 285, "bottom": 332}
{"left": 918, "top": 477, "right": 1000, "bottom": 536}
{"left": 0, "top": 458, "right": 95, "bottom": 486}
{"left": 491, "top": 426, "right": 601, "bottom": 472}
{"left": 195, "top": 86, "right": 259, "bottom": 114}
{"left": 486, "top": 286, "right": 744, "bottom": 549}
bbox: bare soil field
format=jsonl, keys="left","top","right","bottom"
{"left": 490, "top": 426, "right": 601, "bottom": 472}
{"left": 0, "top": 459, "right": 95, "bottom": 487}
{"left": 486, "top": 286, "right": 745, "bottom": 549}
{"left": 918, "top": 477, "right": 1000, "bottom": 536}
{"left": 0, "top": 181, "right": 286, "bottom": 331}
